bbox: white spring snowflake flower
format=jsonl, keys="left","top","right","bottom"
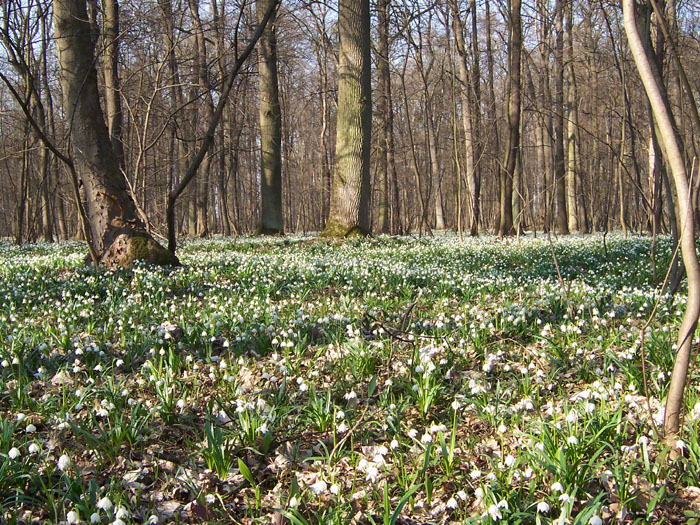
{"left": 488, "top": 504, "right": 503, "bottom": 521}
{"left": 96, "top": 496, "right": 113, "bottom": 511}
{"left": 28, "top": 443, "right": 40, "bottom": 454}
{"left": 588, "top": 517, "right": 603, "bottom": 525}
{"left": 365, "top": 465, "right": 379, "bottom": 482}
{"left": 421, "top": 432, "right": 432, "bottom": 444}
{"left": 551, "top": 482, "right": 563, "bottom": 492}
{"left": 567, "top": 436, "right": 579, "bottom": 445}
{"left": 91, "top": 513, "right": 101, "bottom": 523}
{"left": 8, "top": 447, "right": 20, "bottom": 460}
{"left": 58, "top": 454, "right": 71, "bottom": 471}
{"left": 446, "top": 497, "right": 458, "bottom": 509}
{"left": 67, "top": 510, "right": 79, "bottom": 524}
{"left": 537, "top": 501, "right": 550, "bottom": 513}
{"left": 310, "top": 479, "right": 327, "bottom": 495}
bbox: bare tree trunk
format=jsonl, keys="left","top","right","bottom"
{"left": 497, "top": 0, "right": 521, "bottom": 237}
{"left": 565, "top": 0, "right": 583, "bottom": 232}
{"left": 452, "top": 0, "right": 481, "bottom": 236}
{"left": 553, "top": 0, "right": 569, "bottom": 234}
{"left": 624, "top": 0, "right": 700, "bottom": 445}
{"left": 54, "top": 0, "right": 177, "bottom": 267}
{"left": 257, "top": 0, "right": 283, "bottom": 233}
{"left": 102, "top": 0, "right": 125, "bottom": 167}
{"left": 322, "top": 0, "right": 371, "bottom": 237}
{"left": 375, "top": 0, "right": 391, "bottom": 233}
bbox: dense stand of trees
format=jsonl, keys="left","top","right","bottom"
{"left": 1, "top": 0, "right": 700, "bottom": 244}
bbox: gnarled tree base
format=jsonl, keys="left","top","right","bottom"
{"left": 320, "top": 219, "right": 369, "bottom": 239}
{"left": 100, "top": 233, "right": 180, "bottom": 269}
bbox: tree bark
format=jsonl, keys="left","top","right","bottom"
{"left": 54, "top": 0, "right": 177, "bottom": 267}
{"left": 257, "top": 0, "right": 283, "bottom": 233}
{"left": 497, "top": 0, "right": 521, "bottom": 237}
{"left": 624, "top": 0, "right": 700, "bottom": 444}
{"left": 375, "top": 0, "right": 391, "bottom": 234}
{"left": 553, "top": 0, "right": 569, "bottom": 234}
{"left": 322, "top": 0, "right": 371, "bottom": 237}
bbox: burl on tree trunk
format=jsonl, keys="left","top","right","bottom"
{"left": 54, "top": 0, "right": 178, "bottom": 268}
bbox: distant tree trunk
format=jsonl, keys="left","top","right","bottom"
{"left": 484, "top": 0, "right": 499, "bottom": 232}
{"left": 54, "top": 0, "right": 177, "bottom": 267}
{"left": 565, "top": 0, "right": 587, "bottom": 233}
{"left": 212, "top": 0, "right": 234, "bottom": 236}
{"left": 553, "top": 0, "right": 569, "bottom": 234}
{"left": 497, "top": 0, "right": 521, "bottom": 237}
{"left": 375, "top": 0, "right": 391, "bottom": 233}
{"left": 102, "top": 0, "right": 125, "bottom": 167}
{"left": 257, "top": 0, "right": 283, "bottom": 233}
{"left": 452, "top": 0, "right": 481, "bottom": 236}
{"left": 624, "top": 0, "right": 700, "bottom": 445}
{"left": 189, "top": 0, "right": 212, "bottom": 237}
{"left": 537, "top": 0, "right": 553, "bottom": 232}
{"left": 322, "top": 0, "right": 371, "bottom": 237}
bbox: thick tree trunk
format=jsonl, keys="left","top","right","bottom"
{"left": 54, "top": 0, "right": 177, "bottom": 267}
{"left": 322, "top": 0, "right": 371, "bottom": 237}
{"left": 257, "top": 0, "right": 283, "bottom": 233}
{"left": 624, "top": 0, "right": 700, "bottom": 445}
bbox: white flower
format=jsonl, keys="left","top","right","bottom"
{"left": 474, "top": 487, "right": 484, "bottom": 499}
{"left": 457, "top": 490, "right": 467, "bottom": 501}
{"left": 97, "top": 496, "right": 113, "bottom": 511}
{"left": 310, "top": 479, "right": 327, "bottom": 495}
{"left": 566, "top": 410, "right": 578, "bottom": 424}
{"left": 589, "top": 517, "right": 603, "bottom": 525}
{"left": 488, "top": 504, "right": 502, "bottom": 521}
{"left": 567, "top": 436, "right": 579, "bottom": 445}
{"left": 421, "top": 432, "right": 432, "bottom": 444}
{"left": 115, "top": 507, "right": 129, "bottom": 519}
{"left": 28, "top": 443, "right": 40, "bottom": 454}
{"left": 112, "top": 520, "right": 126, "bottom": 525}
{"left": 90, "top": 513, "right": 101, "bottom": 523}
{"left": 537, "top": 501, "right": 550, "bottom": 513}
{"left": 58, "top": 454, "right": 71, "bottom": 471}
{"left": 330, "top": 483, "right": 340, "bottom": 495}
{"left": 390, "top": 439, "right": 399, "bottom": 450}
{"left": 551, "top": 482, "right": 563, "bottom": 492}
{"left": 289, "top": 496, "right": 299, "bottom": 508}
{"left": 365, "top": 465, "right": 379, "bottom": 482}
{"left": 559, "top": 493, "right": 571, "bottom": 503}
{"left": 504, "top": 455, "right": 516, "bottom": 467}
{"left": 26, "top": 424, "right": 36, "bottom": 433}
{"left": 470, "top": 469, "right": 482, "bottom": 479}
{"left": 446, "top": 497, "right": 458, "bottom": 509}
{"left": 176, "top": 399, "right": 185, "bottom": 409}
{"left": 8, "top": 447, "right": 20, "bottom": 460}
{"left": 676, "top": 440, "right": 686, "bottom": 451}
{"left": 67, "top": 510, "right": 79, "bottom": 524}
{"left": 344, "top": 391, "right": 357, "bottom": 400}
{"left": 497, "top": 424, "right": 507, "bottom": 434}
{"left": 451, "top": 400, "right": 461, "bottom": 410}
{"left": 408, "top": 428, "right": 418, "bottom": 439}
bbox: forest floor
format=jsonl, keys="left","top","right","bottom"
{"left": 1, "top": 233, "right": 700, "bottom": 524}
